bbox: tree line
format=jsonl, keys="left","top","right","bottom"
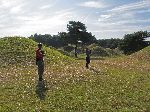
{"left": 29, "top": 21, "right": 150, "bottom": 55}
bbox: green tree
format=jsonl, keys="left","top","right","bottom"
{"left": 57, "top": 32, "right": 69, "bottom": 46}
{"left": 29, "top": 33, "right": 65, "bottom": 48}
{"left": 67, "top": 21, "right": 96, "bottom": 57}
{"left": 119, "top": 31, "right": 149, "bottom": 55}
{"left": 97, "top": 38, "right": 122, "bottom": 49}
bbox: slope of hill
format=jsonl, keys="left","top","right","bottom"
{"left": 129, "top": 46, "right": 150, "bottom": 62}
{"left": 90, "top": 47, "right": 150, "bottom": 111}
{"left": 1, "top": 37, "right": 150, "bottom": 111}
{"left": 0, "top": 37, "right": 93, "bottom": 111}
{"left": 0, "top": 37, "right": 72, "bottom": 66}
{"left": 93, "top": 46, "right": 150, "bottom": 73}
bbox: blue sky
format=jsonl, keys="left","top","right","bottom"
{"left": 0, "top": 0, "right": 150, "bottom": 39}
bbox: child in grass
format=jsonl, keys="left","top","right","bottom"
{"left": 36, "top": 43, "right": 45, "bottom": 81}
{"left": 85, "top": 48, "right": 91, "bottom": 68}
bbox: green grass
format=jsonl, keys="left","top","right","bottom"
{"left": 0, "top": 37, "right": 150, "bottom": 111}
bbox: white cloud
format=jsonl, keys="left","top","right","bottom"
{"left": 88, "top": 0, "right": 150, "bottom": 39}
{"left": 0, "top": 7, "right": 75, "bottom": 36}
{"left": 96, "top": 0, "right": 150, "bottom": 25}
{"left": 55, "top": 8, "right": 74, "bottom": 15}
{"left": 91, "top": 25, "right": 150, "bottom": 33}
{"left": 0, "top": 0, "right": 73, "bottom": 36}
{"left": 40, "top": 5, "right": 52, "bottom": 10}
{"left": 88, "top": 24, "right": 150, "bottom": 38}
{"left": 10, "top": 5, "right": 23, "bottom": 14}
{"left": 0, "top": 0, "right": 149, "bottom": 39}
{"left": 100, "top": 15, "right": 111, "bottom": 19}
{"left": 0, "top": 0, "right": 14, "bottom": 8}
{"left": 0, "top": 0, "right": 25, "bottom": 8}
{"left": 79, "top": 1, "right": 107, "bottom": 8}
{"left": 98, "top": 0, "right": 150, "bottom": 21}
{"left": 98, "top": 14, "right": 111, "bottom": 21}
{"left": 109, "top": 0, "right": 150, "bottom": 13}
{"left": 39, "top": 0, "right": 58, "bottom": 10}
{"left": 116, "top": 19, "right": 150, "bottom": 25}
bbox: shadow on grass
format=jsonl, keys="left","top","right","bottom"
{"left": 89, "top": 67, "right": 103, "bottom": 75}
{"left": 35, "top": 80, "right": 48, "bottom": 100}
{"left": 76, "top": 57, "right": 105, "bottom": 60}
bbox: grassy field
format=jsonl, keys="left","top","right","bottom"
{"left": 0, "top": 37, "right": 150, "bottom": 111}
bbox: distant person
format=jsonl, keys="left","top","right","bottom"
{"left": 36, "top": 43, "right": 45, "bottom": 81}
{"left": 75, "top": 47, "right": 78, "bottom": 58}
{"left": 85, "top": 48, "right": 91, "bottom": 68}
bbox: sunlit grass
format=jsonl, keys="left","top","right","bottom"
{"left": 0, "top": 37, "right": 150, "bottom": 111}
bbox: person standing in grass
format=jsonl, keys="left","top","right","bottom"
{"left": 85, "top": 48, "right": 91, "bottom": 68}
{"left": 36, "top": 43, "right": 45, "bottom": 81}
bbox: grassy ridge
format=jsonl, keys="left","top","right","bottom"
{"left": 0, "top": 37, "right": 72, "bottom": 66}
{"left": 90, "top": 46, "right": 150, "bottom": 111}
{"left": 0, "top": 37, "right": 90, "bottom": 111}
{"left": 0, "top": 37, "right": 150, "bottom": 111}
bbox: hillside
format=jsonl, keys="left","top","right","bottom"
{"left": 0, "top": 37, "right": 150, "bottom": 111}
{"left": 129, "top": 46, "right": 150, "bottom": 62}
{"left": 0, "top": 36, "right": 88, "bottom": 84}
{"left": 87, "top": 46, "right": 150, "bottom": 111}
{"left": 0, "top": 37, "right": 72, "bottom": 66}
{"left": 93, "top": 46, "right": 150, "bottom": 73}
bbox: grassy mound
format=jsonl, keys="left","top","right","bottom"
{"left": 89, "top": 46, "right": 150, "bottom": 111}
{"left": 0, "top": 37, "right": 93, "bottom": 111}
{"left": 0, "top": 37, "right": 72, "bottom": 66}
{"left": 1, "top": 37, "right": 150, "bottom": 111}
{"left": 88, "top": 44, "right": 122, "bottom": 57}
{"left": 129, "top": 46, "right": 150, "bottom": 62}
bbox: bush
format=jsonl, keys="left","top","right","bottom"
{"left": 63, "top": 45, "right": 74, "bottom": 52}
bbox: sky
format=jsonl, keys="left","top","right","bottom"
{"left": 0, "top": 0, "right": 150, "bottom": 39}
